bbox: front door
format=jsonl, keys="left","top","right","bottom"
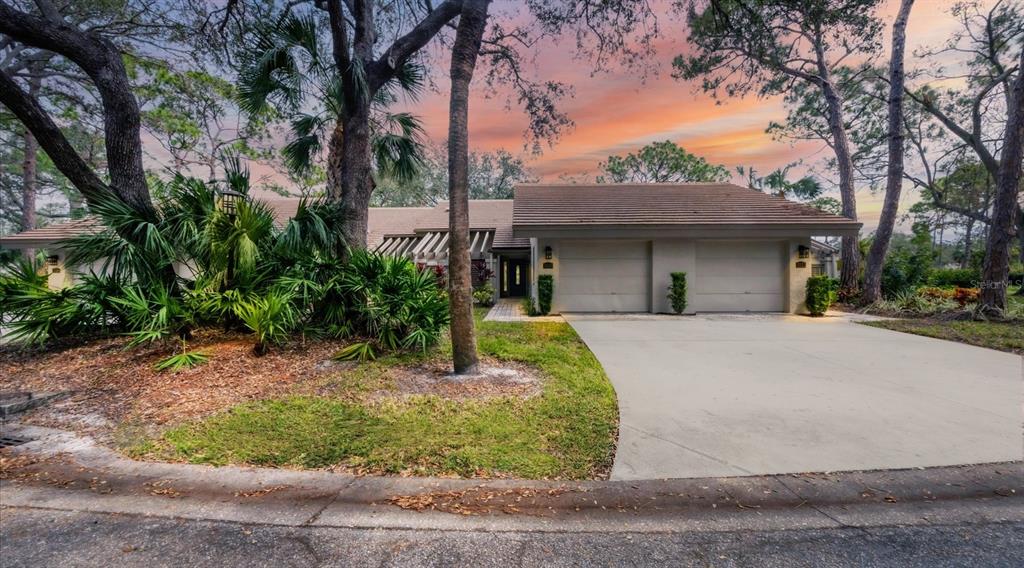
{"left": 502, "top": 258, "right": 529, "bottom": 297}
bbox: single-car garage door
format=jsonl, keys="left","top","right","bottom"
{"left": 559, "top": 240, "right": 650, "bottom": 312}
{"left": 695, "top": 240, "right": 785, "bottom": 312}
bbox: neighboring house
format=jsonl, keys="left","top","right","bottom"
{"left": 810, "top": 239, "right": 840, "bottom": 279}
{"left": 0, "top": 184, "right": 860, "bottom": 314}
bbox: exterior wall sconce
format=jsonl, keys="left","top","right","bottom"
{"left": 797, "top": 245, "right": 810, "bottom": 259}
{"left": 544, "top": 246, "right": 553, "bottom": 260}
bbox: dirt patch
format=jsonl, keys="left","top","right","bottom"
{"left": 379, "top": 359, "right": 543, "bottom": 401}
{"left": 0, "top": 330, "right": 349, "bottom": 444}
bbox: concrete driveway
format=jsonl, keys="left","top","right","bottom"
{"left": 566, "top": 314, "right": 1022, "bottom": 481}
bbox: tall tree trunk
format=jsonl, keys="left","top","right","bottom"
{"left": 819, "top": 77, "right": 860, "bottom": 297}
{"left": 20, "top": 129, "right": 38, "bottom": 232}
{"left": 862, "top": 0, "right": 914, "bottom": 305}
{"left": 961, "top": 217, "right": 975, "bottom": 269}
{"left": 978, "top": 48, "right": 1024, "bottom": 315}
{"left": 447, "top": 0, "right": 490, "bottom": 375}
{"left": 338, "top": 98, "right": 374, "bottom": 250}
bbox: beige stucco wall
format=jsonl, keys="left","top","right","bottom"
{"left": 651, "top": 239, "right": 696, "bottom": 314}
{"left": 531, "top": 237, "right": 813, "bottom": 315}
{"left": 785, "top": 238, "right": 813, "bottom": 315}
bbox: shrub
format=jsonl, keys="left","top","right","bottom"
{"left": 537, "top": 274, "right": 553, "bottom": 315}
{"left": 235, "top": 291, "right": 298, "bottom": 356}
{"left": 869, "top": 289, "right": 959, "bottom": 316}
{"left": 953, "top": 287, "right": 979, "bottom": 307}
{"left": 918, "top": 286, "right": 955, "bottom": 301}
{"left": 520, "top": 296, "right": 538, "bottom": 316}
{"left": 928, "top": 268, "right": 980, "bottom": 288}
{"left": 805, "top": 275, "right": 835, "bottom": 316}
{"left": 667, "top": 272, "right": 687, "bottom": 314}
{"left": 473, "top": 282, "right": 496, "bottom": 307}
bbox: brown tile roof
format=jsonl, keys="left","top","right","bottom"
{"left": 0, "top": 199, "right": 528, "bottom": 250}
{"left": 512, "top": 183, "right": 861, "bottom": 230}
{"left": 0, "top": 217, "right": 104, "bottom": 247}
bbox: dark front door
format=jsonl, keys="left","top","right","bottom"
{"left": 502, "top": 258, "right": 529, "bottom": 297}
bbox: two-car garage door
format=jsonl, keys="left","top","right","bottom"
{"left": 556, "top": 239, "right": 785, "bottom": 313}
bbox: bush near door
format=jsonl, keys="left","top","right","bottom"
{"left": 805, "top": 275, "right": 836, "bottom": 316}
{"left": 537, "top": 275, "right": 553, "bottom": 315}
{"left": 667, "top": 272, "right": 687, "bottom": 314}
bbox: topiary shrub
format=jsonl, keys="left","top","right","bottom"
{"left": 805, "top": 275, "right": 835, "bottom": 316}
{"left": 537, "top": 274, "right": 553, "bottom": 315}
{"left": 667, "top": 272, "right": 687, "bottom": 314}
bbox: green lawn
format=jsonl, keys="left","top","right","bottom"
{"left": 140, "top": 313, "right": 619, "bottom": 479}
{"left": 864, "top": 319, "right": 1024, "bottom": 355}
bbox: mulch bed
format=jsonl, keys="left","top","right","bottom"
{"left": 0, "top": 331, "right": 347, "bottom": 442}
{"left": 1, "top": 331, "right": 546, "bottom": 446}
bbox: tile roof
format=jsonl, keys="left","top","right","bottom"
{"left": 0, "top": 217, "right": 104, "bottom": 246}
{"left": 512, "top": 183, "right": 861, "bottom": 230}
{"left": 0, "top": 199, "right": 528, "bottom": 250}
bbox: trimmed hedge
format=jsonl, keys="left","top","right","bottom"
{"left": 667, "top": 272, "right": 688, "bottom": 314}
{"left": 805, "top": 275, "right": 835, "bottom": 316}
{"left": 537, "top": 274, "right": 553, "bottom": 315}
{"left": 928, "top": 268, "right": 979, "bottom": 288}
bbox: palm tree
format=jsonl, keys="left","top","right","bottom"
{"left": 236, "top": 13, "right": 425, "bottom": 191}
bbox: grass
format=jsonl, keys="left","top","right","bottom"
{"left": 864, "top": 319, "right": 1024, "bottom": 355}
{"left": 142, "top": 311, "right": 619, "bottom": 479}
{"left": 863, "top": 285, "right": 1024, "bottom": 355}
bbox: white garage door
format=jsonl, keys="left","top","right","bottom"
{"left": 695, "top": 241, "right": 785, "bottom": 312}
{"left": 559, "top": 240, "right": 650, "bottom": 312}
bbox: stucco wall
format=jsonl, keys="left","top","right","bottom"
{"left": 785, "top": 238, "right": 813, "bottom": 314}
{"left": 651, "top": 239, "right": 696, "bottom": 314}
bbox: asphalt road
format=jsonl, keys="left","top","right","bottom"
{"left": 2, "top": 507, "right": 1022, "bottom": 568}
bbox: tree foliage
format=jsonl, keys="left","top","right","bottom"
{"left": 597, "top": 141, "right": 730, "bottom": 183}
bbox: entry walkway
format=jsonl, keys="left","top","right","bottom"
{"left": 484, "top": 298, "right": 564, "bottom": 322}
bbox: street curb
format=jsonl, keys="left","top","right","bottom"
{"left": 2, "top": 423, "right": 1022, "bottom": 533}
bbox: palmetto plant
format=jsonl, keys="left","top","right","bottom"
{"left": 236, "top": 12, "right": 426, "bottom": 181}
{"left": 3, "top": 159, "right": 448, "bottom": 356}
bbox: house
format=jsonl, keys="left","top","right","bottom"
{"left": 512, "top": 184, "right": 859, "bottom": 314}
{"left": 0, "top": 183, "right": 859, "bottom": 314}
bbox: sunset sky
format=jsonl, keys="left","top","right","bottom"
{"left": 385, "top": 0, "right": 984, "bottom": 233}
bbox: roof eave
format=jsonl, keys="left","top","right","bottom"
{"left": 513, "top": 222, "right": 863, "bottom": 239}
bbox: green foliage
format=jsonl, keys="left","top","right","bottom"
{"left": 928, "top": 268, "right": 980, "bottom": 288}
{"left": 473, "top": 282, "right": 496, "bottom": 307}
{"left": 4, "top": 163, "right": 448, "bottom": 357}
{"left": 880, "top": 223, "right": 935, "bottom": 298}
{"left": 537, "top": 275, "right": 554, "bottom": 315}
{"left": 333, "top": 341, "right": 377, "bottom": 362}
{"left": 667, "top": 272, "right": 688, "bottom": 314}
{"left": 520, "top": 296, "right": 539, "bottom": 317}
{"left": 869, "top": 289, "right": 959, "bottom": 316}
{"left": 597, "top": 141, "right": 731, "bottom": 183}
{"left": 235, "top": 292, "right": 298, "bottom": 356}
{"left": 805, "top": 275, "right": 837, "bottom": 316}
{"left": 236, "top": 12, "right": 425, "bottom": 182}
{"left": 371, "top": 145, "right": 538, "bottom": 207}
{"left": 155, "top": 350, "right": 210, "bottom": 372}
{"left": 334, "top": 250, "right": 450, "bottom": 352}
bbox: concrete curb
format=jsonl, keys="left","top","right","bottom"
{"left": 2, "top": 423, "right": 1021, "bottom": 533}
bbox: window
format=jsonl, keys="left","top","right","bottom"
{"left": 812, "top": 264, "right": 826, "bottom": 276}
{"left": 515, "top": 266, "right": 521, "bottom": 285}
